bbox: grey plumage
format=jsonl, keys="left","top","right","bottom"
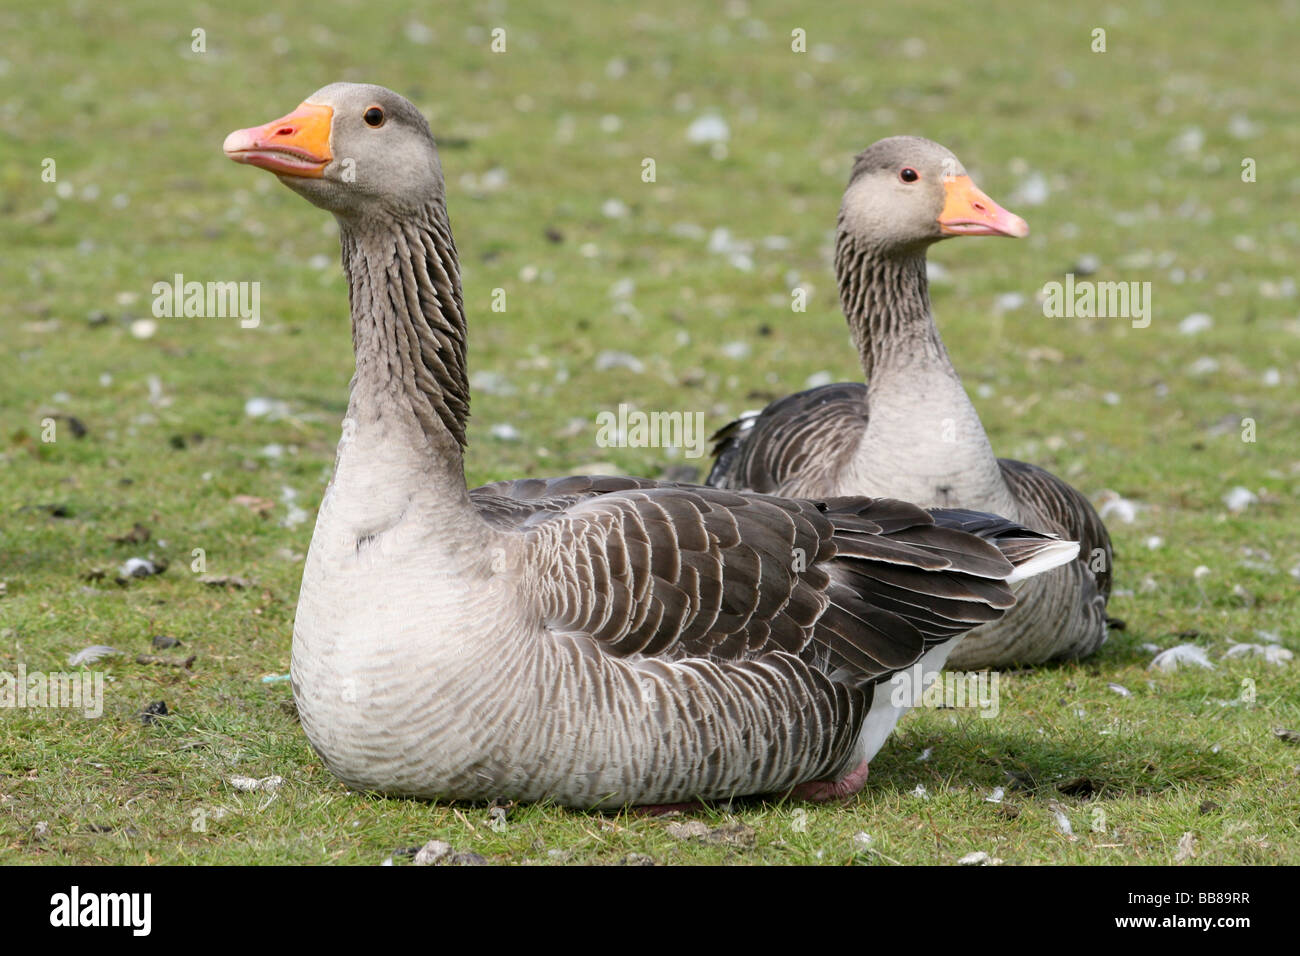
{"left": 707, "top": 137, "right": 1111, "bottom": 668}
{"left": 226, "top": 87, "right": 1080, "bottom": 808}
{"left": 709, "top": 384, "right": 870, "bottom": 497}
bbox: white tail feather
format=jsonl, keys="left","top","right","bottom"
{"left": 1004, "top": 539, "right": 1080, "bottom": 585}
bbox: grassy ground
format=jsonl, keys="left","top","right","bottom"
{"left": 2, "top": 0, "right": 1298, "bottom": 864}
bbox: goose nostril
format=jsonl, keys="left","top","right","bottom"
{"left": 275, "top": 127, "right": 295, "bottom": 137}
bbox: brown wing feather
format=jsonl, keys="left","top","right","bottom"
{"left": 471, "top": 474, "right": 672, "bottom": 530}
{"left": 706, "top": 383, "right": 869, "bottom": 494}
{"left": 525, "top": 487, "right": 1040, "bottom": 689}
{"left": 998, "top": 458, "right": 1112, "bottom": 602}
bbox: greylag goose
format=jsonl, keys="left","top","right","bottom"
{"left": 707, "top": 137, "right": 1112, "bottom": 669}
{"left": 224, "top": 87, "right": 1079, "bottom": 808}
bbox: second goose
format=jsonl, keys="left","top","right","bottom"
{"left": 708, "top": 137, "right": 1112, "bottom": 669}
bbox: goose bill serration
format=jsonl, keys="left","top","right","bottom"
{"left": 707, "top": 136, "right": 1112, "bottom": 671}
{"left": 224, "top": 87, "right": 1080, "bottom": 809}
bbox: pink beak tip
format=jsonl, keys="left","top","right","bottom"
{"left": 223, "top": 127, "right": 258, "bottom": 158}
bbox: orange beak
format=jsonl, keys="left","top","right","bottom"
{"left": 938, "top": 175, "right": 1029, "bottom": 238}
{"left": 223, "top": 102, "right": 334, "bottom": 178}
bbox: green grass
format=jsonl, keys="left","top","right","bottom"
{"left": 2, "top": 0, "right": 1298, "bottom": 864}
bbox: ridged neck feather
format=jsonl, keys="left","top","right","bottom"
{"left": 339, "top": 200, "right": 471, "bottom": 455}
{"left": 834, "top": 231, "right": 951, "bottom": 383}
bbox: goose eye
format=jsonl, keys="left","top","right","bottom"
{"left": 363, "top": 107, "right": 385, "bottom": 128}
{"left": 899, "top": 167, "right": 919, "bottom": 184}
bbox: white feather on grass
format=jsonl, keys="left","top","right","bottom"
{"left": 67, "top": 645, "right": 123, "bottom": 666}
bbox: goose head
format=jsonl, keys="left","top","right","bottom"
{"left": 839, "top": 136, "right": 1028, "bottom": 256}
{"left": 223, "top": 82, "right": 443, "bottom": 221}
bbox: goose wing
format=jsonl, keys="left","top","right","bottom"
{"left": 705, "top": 383, "right": 869, "bottom": 495}
{"left": 522, "top": 485, "right": 1041, "bottom": 684}
{"left": 472, "top": 474, "right": 670, "bottom": 530}
{"left": 998, "top": 458, "right": 1112, "bottom": 604}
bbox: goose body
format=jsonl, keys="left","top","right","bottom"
{"left": 708, "top": 138, "right": 1112, "bottom": 669}
{"left": 226, "top": 89, "right": 1078, "bottom": 807}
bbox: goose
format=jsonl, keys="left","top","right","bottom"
{"left": 223, "top": 86, "right": 1079, "bottom": 809}
{"left": 708, "top": 137, "right": 1112, "bottom": 670}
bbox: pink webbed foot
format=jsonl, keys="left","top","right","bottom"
{"left": 789, "top": 760, "right": 870, "bottom": 803}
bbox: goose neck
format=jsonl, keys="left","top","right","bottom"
{"left": 327, "top": 203, "right": 490, "bottom": 542}
{"left": 338, "top": 203, "right": 471, "bottom": 466}
{"left": 835, "top": 235, "right": 951, "bottom": 383}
